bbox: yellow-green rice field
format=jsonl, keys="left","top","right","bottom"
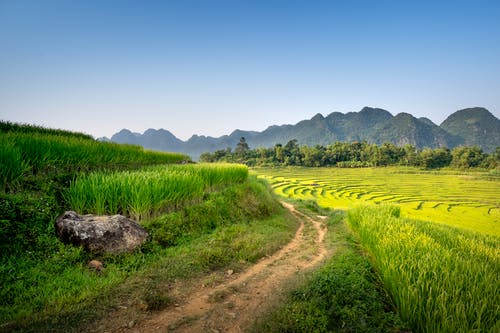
{"left": 255, "top": 167, "right": 499, "bottom": 236}
{"left": 255, "top": 166, "right": 499, "bottom": 332}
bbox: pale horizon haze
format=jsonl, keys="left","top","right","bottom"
{"left": 1, "top": 0, "right": 499, "bottom": 140}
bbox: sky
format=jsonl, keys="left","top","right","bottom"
{"left": 1, "top": 0, "right": 499, "bottom": 140}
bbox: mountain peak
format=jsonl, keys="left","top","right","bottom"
{"left": 360, "top": 106, "right": 391, "bottom": 115}
{"left": 311, "top": 113, "right": 325, "bottom": 121}
{"left": 394, "top": 112, "right": 414, "bottom": 119}
{"left": 441, "top": 107, "right": 494, "bottom": 125}
{"left": 441, "top": 107, "right": 499, "bottom": 152}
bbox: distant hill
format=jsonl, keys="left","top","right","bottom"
{"left": 440, "top": 107, "right": 500, "bottom": 153}
{"left": 103, "top": 107, "right": 500, "bottom": 159}
{"left": 368, "top": 112, "right": 460, "bottom": 148}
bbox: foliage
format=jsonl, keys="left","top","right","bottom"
{"left": 419, "top": 147, "right": 452, "bottom": 169}
{"left": 451, "top": 146, "right": 486, "bottom": 168}
{"left": 347, "top": 205, "right": 499, "bottom": 332}
{"left": 201, "top": 139, "right": 499, "bottom": 169}
{"left": 235, "top": 136, "right": 250, "bottom": 158}
{"left": 0, "top": 192, "right": 59, "bottom": 257}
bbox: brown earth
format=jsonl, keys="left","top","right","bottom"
{"left": 110, "top": 202, "right": 328, "bottom": 333}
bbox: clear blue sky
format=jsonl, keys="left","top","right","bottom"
{"left": 1, "top": 0, "right": 499, "bottom": 140}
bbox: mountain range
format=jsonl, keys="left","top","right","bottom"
{"left": 102, "top": 107, "right": 500, "bottom": 159}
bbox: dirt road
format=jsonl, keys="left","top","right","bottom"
{"left": 118, "top": 202, "right": 328, "bottom": 333}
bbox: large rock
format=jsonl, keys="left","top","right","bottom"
{"left": 55, "top": 211, "right": 149, "bottom": 255}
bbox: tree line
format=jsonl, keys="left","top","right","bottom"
{"left": 200, "top": 137, "right": 500, "bottom": 169}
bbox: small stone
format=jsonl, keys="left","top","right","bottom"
{"left": 226, "top": 269, "right": 234, "bottom": 276}
{"left": 128, "top": 320, "right": 135, "bottom": 328}
{"left": 88, "top": 259, "right": 104, "bottom": 272}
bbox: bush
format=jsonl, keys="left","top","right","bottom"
{"left": 0, "top": 192, "right": 59, "bottom": 257}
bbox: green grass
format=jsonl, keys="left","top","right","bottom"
{"left": 0, "top": 129, "right": 190, "bottom": 258}
{"left": 65, "top": 164, "right": 248, "bottom": 220}
{"left": 255, "top": 166, "right": 500, "bottom": 235}
{"left": 1, "top": 177, "right": 296, "bottom": 332}
{"left": 0, "top": 126, "right": 189, "bottom": 191}
{"left": 252, "top": 201, "right": 407, "bottom": 333}
{"left": 0, "top": 123, "right": 278, "bottom": 331}
{"left": 347, "top": 205, "right": 499, "bottom": 332}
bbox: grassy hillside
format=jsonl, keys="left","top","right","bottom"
{"left": 0, "top": 122, "right": 297, "bottom": 332}
{"left": 0, "top": 121, "right": 190, "bottom": 257}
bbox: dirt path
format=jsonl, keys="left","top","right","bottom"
{"left": 121, "top": 202, "right": 328, "bottom": 333}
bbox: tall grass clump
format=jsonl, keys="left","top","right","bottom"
{"left": 0, "top": 142, "right": 29, "bottom": 191}
{"left": 0, "top": 128, "right": 189, "bottom": 186}
{"left": 347, "top": 205, "right": 499, "bottom": 332}
{"left": 65, "top": 164, "right": 248, "bottom": 220}
{"left": 0, "top": 120, "right": 94, "bottom": 140}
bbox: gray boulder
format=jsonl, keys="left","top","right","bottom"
{"left": 55, "top": 211, "right": 149, "bottom": 255}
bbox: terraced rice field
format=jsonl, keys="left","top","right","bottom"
{"left": 255, "top": 167, "right": 500, "bottom": 235}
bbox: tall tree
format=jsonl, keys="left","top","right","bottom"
{"left": 235, "top": 137, "right": 250, "bottom": 158}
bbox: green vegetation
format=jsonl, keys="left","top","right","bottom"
{"left": 0, "top": 121, "right": 190, "bottom": 257}
{"left": 202, "top": 138, "right": 499, "bottom": 169}
{"left": 0, "top": 122, "right": 187, "bottom": 187}
{"left": 144, "top": 174, "right": 278, "bottom": 247}
{"left": 256, "top": 167, "right": 499, "bottom": 235}
{"left": 3, "top": 121, "right": 498, "bottom": 332}
{"left": 66, "top": 164, "right": 248, "bottom": 220}
{"left": 347, "top": 205, "right": 499, "bottom": 332}
{"left": 0, "top": 122, "right": 297, "bottom": 331}
{"left": 255, "top": 167, "right": 500, "bottom": 332}
{"left": 253, "top": 201, "right": 407, "bottom": 333}
{"left": 1, "top": 177, "right": 294, "bottom": 332}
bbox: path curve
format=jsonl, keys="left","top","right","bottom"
{"left": 119, "top": 202, "right": 328, "bottom": 333}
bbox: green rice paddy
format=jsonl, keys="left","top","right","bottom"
{"left": 255, "top": 166, "right": 499, "bottom": 332}
{"left": 255, "top": 167, "right": 499, "bottom": 235}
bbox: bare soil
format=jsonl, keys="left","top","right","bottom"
{"left": 112, "top": 202, "right": 328, "bottom": 333}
